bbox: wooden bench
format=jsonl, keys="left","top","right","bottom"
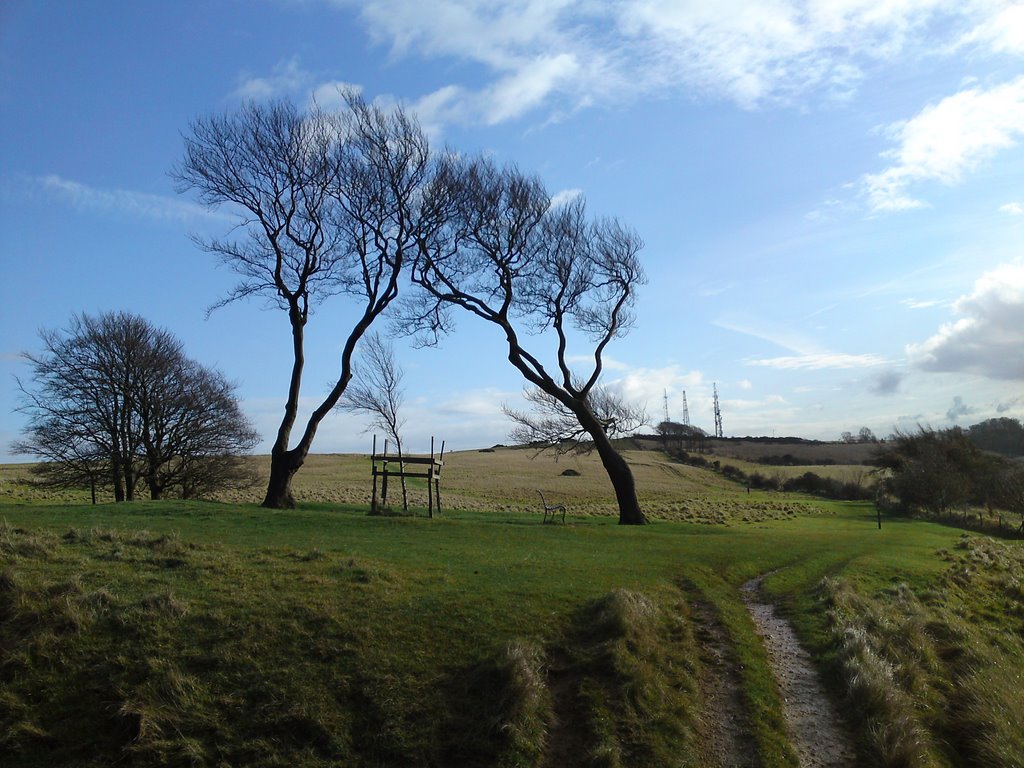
{"left": 537, "top": 490, "right": 566, "bottom": 524}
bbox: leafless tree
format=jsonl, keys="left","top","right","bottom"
{"left": 504, "top": 384, "right": 646, "bottom": 454}
{"left": 14, "top": 312, "right": 258, "bottom": 502}
{"left": 174, "top": 91, "right": 444, "bottom": 508}
{"left": 336, "top": 332, "right": 410, "bottom": 511}
{"left": 404, "top": 157, "right": 649, "bottom": 524}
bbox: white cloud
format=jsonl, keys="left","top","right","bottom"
{"left": 325, "top": 0, "right": 1019, "bottom": 131}
{"left": 907, "top": 261, "right": 1024, "bottom": 380}
{"left": 999, "top": 201, "right": 1024, "bottom": 215}
{"left": 411, "top": 85, "right": 470, "bottom": 138}
{"left": 862, "top": 76, "right": 1024, "bottom": 211}
{"left": 30, "top": 175, "right": 229, "bottom": 223}
{"left": 606, "top": 365, "right": 704, "bottom": 411}
{"left": 549, "top": 187, "right": 584, "bottom": 208}
{"left": 310, "top": 80, "right": 363, "bottom": 110}
{"left": 233, "top": 57, "right": 313, "bottom": 101}
{"left": 959, "top": 3, "right": 1024, "bottom": 54}
{"left": 747, "top": 352, "right": 888, "bottom": 370}
{"left": 483, "top": 53, "right": 581, "bottom": 124}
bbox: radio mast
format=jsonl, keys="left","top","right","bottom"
{"left": 681, "top": 391, "right": 690, "bottom": 426}
{"left": 663, "top": 389, "right": 670, "bottom": 424}
{"left": 713, "top": 384, "right": 724, "bottom": 438}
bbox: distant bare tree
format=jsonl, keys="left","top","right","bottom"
{"left": 174, "top": 91, "right": 444, "bottom": 508}
{"left": 336, "top": 332, "right": 409, "bottom": 511}
{"left": 404, "top": 157, "right": 648, "bottom": 524}
{"left": 504, "top": 384, "right": 645, "bottom": 454}
{"left": 14, "top": 312, "right": 258, "bottom": 502}
{"left": 11, "top": 415, "right": 108, "bottom": 504}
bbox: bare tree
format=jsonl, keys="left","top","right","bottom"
{"left": 336, "top": 332, "right": 410, "bottom": 511}
{"left": 14, "top": 312, "right": 258, "bottom": 502}
{"left": 405, "top": 157, "right": 649, "bottom": 524}
{"left": 174, "top": 91, "right": 443, "bottom": 508}
{"left": 504, "top": 384, "right": 646, "bottom": 454}
{"left": 137, "top": 359, "right": 259, "bottom": 499}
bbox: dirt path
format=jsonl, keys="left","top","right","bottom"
{"left": 690, "top": 597, "right": 760, "bottom": 768}
{"left": 741, "top": 576, "right": 857, "bottom": 768}
{"left": 540, "top": 655, "right": 589, "bottom": 768}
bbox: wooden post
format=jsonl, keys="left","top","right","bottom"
{"left": 381, "top": 439, "right": 390, "bottom": 509}
{"left": 435, "top": 440, "right": 445, "bottom": 516}
{"left": 371, "top": 435, "right": 378, "bottom": 515}
{"left": 428, "top": 437, "right": 434, "bottom": 519}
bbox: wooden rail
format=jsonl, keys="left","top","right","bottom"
{"left": 370, "top": 436, "right": 445, "bottom": 518}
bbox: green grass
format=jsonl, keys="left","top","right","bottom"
{"left": 2, "top": 464, "right": 1022, "bottom": 766}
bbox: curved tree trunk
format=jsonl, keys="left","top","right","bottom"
{"left": 592, "top": 428, "right": 646, "bottom": 525}
{"left": 573, "top": 399, "right": 647, "bottom": 525}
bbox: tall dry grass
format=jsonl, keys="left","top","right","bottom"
{"left": 821, "top": 534, "right": 1024, "bottom": 767}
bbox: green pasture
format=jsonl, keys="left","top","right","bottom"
{"left": 2, "top": 458, "right": 1022, "bottom": 767}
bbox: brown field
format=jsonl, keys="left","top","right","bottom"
{"left": 1, "top": 446, "right": 839, "bottom": 524}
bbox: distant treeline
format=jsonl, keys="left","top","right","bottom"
{"left": 669, "top": 450, "right": 874, "bottom": 501}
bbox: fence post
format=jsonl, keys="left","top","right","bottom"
{"left": 371, "top": 435, "right": 378, "bottom": 515}
{"left": 436, "top": 440, "right": 445, "bottom": 516}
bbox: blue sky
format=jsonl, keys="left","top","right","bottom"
{"left": 2, "top": 0, "right": 1023, "bottom": 461}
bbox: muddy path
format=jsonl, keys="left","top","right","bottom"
{"left": 690, "top": 596, "right": 760, "bottom": 768}
{"left": 741, "top": 575, "right": 857, "bottom": 768}
{"left": 540, "top": 653, "right": 590, "bottom": 768}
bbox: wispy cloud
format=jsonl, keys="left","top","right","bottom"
{"left": 715, "top": 316, "right": 888, "bottom": 371}
{"left": 317, "top": 0, "right": 1019, "bottom": 130}
{"left": 999, "top": 201, "right": 1024, "bottom": 215}
{"left": 233, "top": 57, "right": 313, "bottom": 101}
{"left": 28, "top": 174, "right": 230, "bottom": 224}
{"left": 907, "top": 261, "right": 1024, "bottom": 380}
{"left": 861, "top": 76, "right": 1024, "bottom": 212}
{"left": 747, "top": 352, "right": 887, "bottom": 371}
{"left": 901, "top": 298, "right": 944, "bottom": 310}
{"left": 713, "top": 317, "right": 818, "bottom": 355}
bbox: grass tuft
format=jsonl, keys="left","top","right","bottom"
{"left": 566, "top": 589, "right": 698, "bottom": 768}
{"left": 820, "top": 534, "right": 1024, "bottom": 767}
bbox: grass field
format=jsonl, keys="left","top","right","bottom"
{"left": 2, "top": 449, "right": 1022, "bottom": 767}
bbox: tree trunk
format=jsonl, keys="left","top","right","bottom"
{"left": 576, "top": 403, "right": 647, "bottom": 525}
{"left": 147, "top": 462, "right": 162, "bottom": 500}
{"left": 396, "top": 439, "right": 409, "bottom": 513}
{"left": 112, "top": 458, "right": 125, "bottom": 502}
{"left": 263, "top": 448, "right": 303, "bottom": 509}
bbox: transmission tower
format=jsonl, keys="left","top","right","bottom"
{"left": 663, "top": 389, "right": 670, "bottom": 424}
{"left": 681, "top": 391, "right": 690, "bottom": 426}
{"left": 713, "top": 383, "right": 724, "bottom": 438}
